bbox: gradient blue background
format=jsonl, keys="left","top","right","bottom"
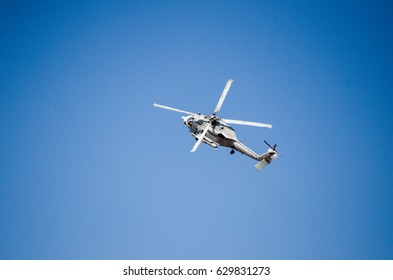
{"left": 1, "top": 0, "right": 392, "bottom": 259}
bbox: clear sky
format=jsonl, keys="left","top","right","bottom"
{"left": 1, "top": 0, "right": 392, "bottom": 259}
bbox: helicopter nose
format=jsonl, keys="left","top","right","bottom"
{"left": 181, "top": 115, "right": 193, "bottom": 127}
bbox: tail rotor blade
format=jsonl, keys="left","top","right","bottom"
{"left": 153, "top": 103, "right": 195, "bottom": 115}
{"left": 191, "top": 123, "right": 211, "bottom": 153}
{"left": 264, "top": 140, "right": 277, "bottom": 151}
{"left": 213, "top": 79, "right": 233, "bottom": 114}
{"left": 264, "top": 140, "right": 272, "bottom": 149}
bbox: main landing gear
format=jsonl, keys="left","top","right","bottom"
{"left": 230, "top": 149, "right": 235, "bottom": 155}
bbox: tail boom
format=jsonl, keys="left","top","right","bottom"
{"left": 232, "top": 141, "right": 278, "bottom": 171}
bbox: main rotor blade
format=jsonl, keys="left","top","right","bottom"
{"left": 223, "top": 119, "right": 272, "bottom": 129}
{"left": 213, "top": 79, "right": 233, "bottom": 114}
{"left": 190, "top": 123, "right": 211, "bottom": 153}
{"left": 153, "top": 103, "right": 195, "bottom": 115}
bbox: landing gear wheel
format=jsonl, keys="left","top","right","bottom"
{"left": 230, "top": 150, "right": 235, "bottom": 155}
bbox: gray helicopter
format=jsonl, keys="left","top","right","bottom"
{"left": 153, "top": 79, "right": 278, "bottom": 171}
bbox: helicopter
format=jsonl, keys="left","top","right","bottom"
{"left": 153, "top": 79, "right": 278, "bottom": 171}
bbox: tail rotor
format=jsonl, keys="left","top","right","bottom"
{"left": 264, "top": 140, "right": 277, "bottom": 151}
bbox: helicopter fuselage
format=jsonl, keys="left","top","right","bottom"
{"left": 182, "top": 114, "right": 262, "bottom": 160}
{"left": 153, "top": 79, "right": 278, "bottom": 171}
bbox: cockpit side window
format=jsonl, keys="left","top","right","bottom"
{"left": 221, "top": 122, "right": 235, "bottom": 131}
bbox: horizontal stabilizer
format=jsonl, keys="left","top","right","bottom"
{"left": 255, "top": 159, "right": 270, "bottom": 171}
{"left": 255, "top": 149, "right": 278, "bottom": 171}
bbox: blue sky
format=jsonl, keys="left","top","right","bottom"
{"left": 1, "top": 0, "right": 392, "bottom": 259}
